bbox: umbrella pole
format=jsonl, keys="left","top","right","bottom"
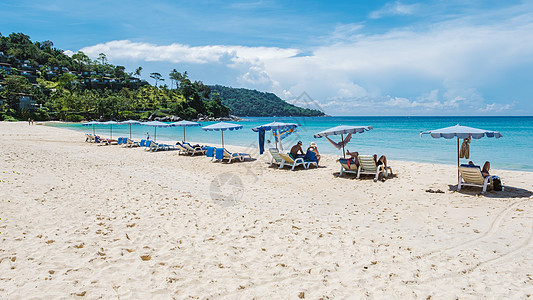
{"left": 154, "top": 127, "right": 157, "bottom": 142}
{"left": 221, "top": 130, "right": 224, "bottom": 148}
{"left": 93, "top": 125, "right": 95, "bottom": 135}
{"left": 457, "top": 136, "right": 460, "bottom": 185}
{"left": 276, "top": 129, "right": 279, "bottom": 150}
{"left": 341, "top": 133, "right": 346, "bottom": 158}
{"left": 183, "top": 127, "right": 186, "bottom": 143}
{"left": 129, "top": 124, "right": 132, "bottom": 139}
{"left": 110, "top": 125, "right": 113, "bottom": 139}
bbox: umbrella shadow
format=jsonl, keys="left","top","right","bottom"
{"left": 447, "top": 184, "right": 533, "bottom": 198}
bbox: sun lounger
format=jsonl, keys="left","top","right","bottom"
{"left": 85, "top": 134, "right": 95, "bottom": 143}
{"left": 183, "top": 143, "right": 207, "bottom": 156}
{"left": 205, "top": 147, "right": 216, "bottom": 160}
{"left": 148, "top": 141, "right": 175, "bottom": 152}
{"left": 144, "top": 140, "right": 153, "bottom": 151}
{"left": 175, "top": 143, "right": 189, "bottom": 155}
{"left": 124, "top": 138, "right": 140, "bottom": 147}
{"left": 269, "top": 148, "right": 284, "bottom": 166}
{"left": 458, "top": 165, "right": 494, "bottom": 194}
{"left": 357, "top": 155, "right": 392, "bottom": 181}
{"left": 338, "top": 158, "right": 358, "bottom": 176}
{"left": 278, "top": 153, "right": 316, "bottom": 171}
{"left": 96, "top": 136, "right": 118, "bottom": 145}
{"left": 214, "top": 148, "right": 251, "bottom": 163}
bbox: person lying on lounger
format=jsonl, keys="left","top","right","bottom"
{"left": 467, "top": 160, "right": 491, "bottom": 178}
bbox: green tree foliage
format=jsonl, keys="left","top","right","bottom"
{"left": 0, "top": 32, "right": 320, "bottom": 121}
{"left": 209, "top": 85, "right": 325, "bottom": 117}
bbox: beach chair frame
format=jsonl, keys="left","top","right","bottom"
{"left": 357, "top": 155, "right": 388, "bottom": 181}
{"left": 222, "top": 148, "right": 251, "bottom": 163}
{"left": 338, "top": 158, "right": 358, "bottom": 176}
{"left": 458, "top": 166, "right": 494, "bottom": 194}
{"left": 269, "top": 148, "right": 285, "bottom": 166}
{"left": 278, "top": 153, "right": 311, "bottom": 171}
{"left": 183, "top": 143, "right": 206, "bottom": 156}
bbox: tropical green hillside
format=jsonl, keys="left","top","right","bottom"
{"left": 209, "top": 85, "right": 324, "bottom": 117}
{"left": 0, "top": 32, "right": 323, "bottom": 121}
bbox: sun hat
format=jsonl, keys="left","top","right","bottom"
{"left": 298, "top": 141, "right": 302, "bottom": 144}
{"left": 310, "top": 142, "right": 317, "bottom": 147}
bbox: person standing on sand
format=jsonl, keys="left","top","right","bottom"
{"left": 146, "top": 132, "right": 150, "bottom": 140}
{"left": 31, "top": 119, "right": 34, "bottom": 125}
{"left": 28, "top": 118, "right": 31, "bottom": 125}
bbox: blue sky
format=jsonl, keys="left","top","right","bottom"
{"left": 1, "top": 0, "right": 532, "bottom": 115}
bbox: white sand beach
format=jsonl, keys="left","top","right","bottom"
{"left": 1, "top": 121, "right": 532, "bottom": 298}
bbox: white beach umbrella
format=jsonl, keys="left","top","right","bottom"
{"left": 313, "top": 125, "right": 373, "bottom": 158}
{"left": 202, "top": 122, "right": 243, "bottom": 148}
{"left": 82, "top": 120, "right": 100, "bottom": 135}
{"left": 170, "top": 120, "right": 201, "bottom": 143}
{"left": 142, "top": 121, "right": 175, "bottom": 142}
{"left": 420, "top": 124, "right": 502, "bottom": 183}
{"left": 100, "top": 120, "right": 118, "bottom": 138}
{"left": 120, "top": 120, "right": 141, "bottom": 139}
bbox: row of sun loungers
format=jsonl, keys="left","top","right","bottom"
{"left": 84, "top": 134, "right": 499, "bottom": 192}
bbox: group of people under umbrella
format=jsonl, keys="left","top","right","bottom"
{"left": 83, "top": 119, "right": 503, "bottom": 193}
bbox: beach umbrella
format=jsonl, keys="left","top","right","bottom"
{"left": 120, "top": 120, "right": 141, "bottom": 139}
{"left": 82, "top": 120, "right": 100, "bottom": 135}
{"left": 313, "top": 125, "right": 374, "bottom": 158}
{"left": 142, "top": 121, "right": 174, "bottom": 142}
{"left": 420, "top": 124, "right": 502, "bottom": 183}
{"left": 100, "top": 121, "right": 118, "bottom": 138}
{"left": 170, "top": 120, "right": 201, "bottom": 143}
{"left": 202, "top": 122, "right": 243, "bottom": 148}
{"left": 252, "top": 121, "right": 299, "bottom": 151}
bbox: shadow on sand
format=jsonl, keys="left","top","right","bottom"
{"left": 447, "top": 184, "right": 533, "bottom": 198}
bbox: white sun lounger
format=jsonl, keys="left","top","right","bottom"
{"left": 357, "top": 155, "right": 392, "bottom": 181}
{"left": 278, "top": 153, "right": 316, "bottom": 171}
{"left": 458, "top": 166, "right": 494, "bottom": 194}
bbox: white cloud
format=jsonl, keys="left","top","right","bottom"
{"left": 80, "top": 40, "right": 298, "bottom": 65}
{"left": 77, "top": 4, "right": 533, "bottom": 115}
{"left": 369, "top": 1, "right": 419, "bottom": 19}
{"left": 63, "top": 50, "right": 74, "bottom": 56}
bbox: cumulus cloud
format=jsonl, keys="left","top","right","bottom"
{"left": 80, "top": 40, "right": 298, "bottom": 65}
{"left": 78, "top": 3, "right": 533, "bottom": 115}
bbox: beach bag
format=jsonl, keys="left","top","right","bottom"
{"left": 493, "top": 176, "right": 502, "bottom": 191}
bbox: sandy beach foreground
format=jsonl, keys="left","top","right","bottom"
{"left": 0, "top": 122, "right": 532, "bottom": 298}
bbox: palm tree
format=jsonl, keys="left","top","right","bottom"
{"left": 134, "top": 66, "right": 142, "bottom": 78}
{"left": 149, "top": 72, "right": 164, "bottom": 87}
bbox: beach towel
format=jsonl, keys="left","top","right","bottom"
{"left": 460, "top": 137, "right": 470, "bottom": 159}
{"left": 258, "top": 128, "right": 265, "bottom": 155}
{"left": 325, "top": 133, "right": 353, "bottom": 150}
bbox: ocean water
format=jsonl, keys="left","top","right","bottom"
{"left": 50, "top": 116, "right": 533, "bottom": 171}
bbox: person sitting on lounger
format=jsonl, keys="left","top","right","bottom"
{"left": 305, "top": 142, "right": 321, "bottom": 166}
{"left": 466, "top": 160, "right": 490, "bottom": 178}
{"left": 290, "top": 141, "right": 305, "bottom": 158}
{"left": 482, "top": 161, "right": 490, "bottom": 178}
{"left": 373, "top": 154, "right": 391, "bottom": 175}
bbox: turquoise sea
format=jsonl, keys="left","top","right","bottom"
{"left": 50, "top": 116, "right": 533, "bottom": 171}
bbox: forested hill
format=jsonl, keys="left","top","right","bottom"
{"left": 209, "top": 85, "right": 325, "bottom": 117}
